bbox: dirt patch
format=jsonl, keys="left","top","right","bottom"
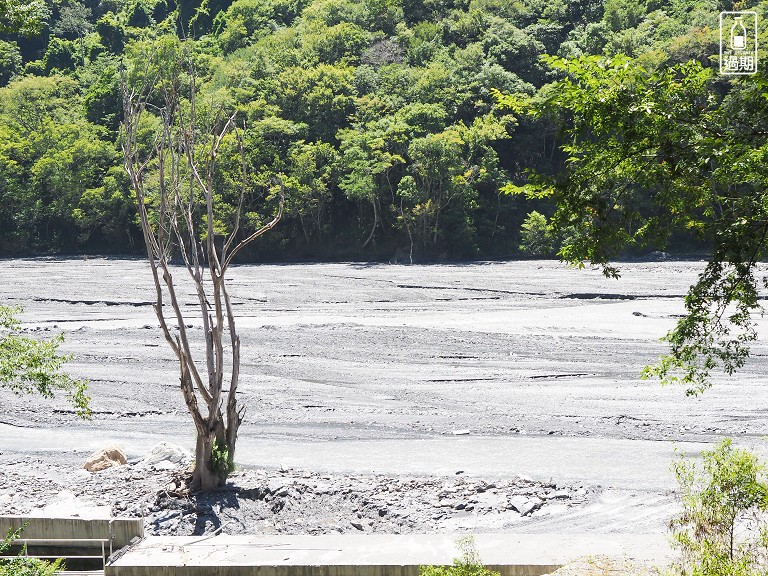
{"left": 543, "top": 555, "right": 663, "bottom": 576}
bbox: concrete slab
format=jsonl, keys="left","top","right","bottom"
{"left": 105, "top": 533, "right": 672, "bottom": 576}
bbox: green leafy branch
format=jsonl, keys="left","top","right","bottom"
{"left": 0, "top": 305, "right": 91, "bottom": 418}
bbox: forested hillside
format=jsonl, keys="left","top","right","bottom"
{"left": 0, "top": 0, "right": 738, "bottom": 260}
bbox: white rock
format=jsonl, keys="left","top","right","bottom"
{"left": 508, "top": 495, "right": 529, "bottom": 513}
{"left": 452, "top": 429, "right": 471, "bottom": 435}
{"left": 508, "top": 495, "right": 543, "bottom": 516}
{"left": 140, "top": 442, "right": 192, "bottom": 469}
{"left": 54, "top": 489, "right": 76, "bottom": 501}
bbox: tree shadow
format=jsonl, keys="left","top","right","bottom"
{"left": 190, "top": 488, "right": 241, "bottom": 536}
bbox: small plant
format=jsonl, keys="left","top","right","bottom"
{"left": 0, "top": 526, "right": 64, "bottom": 576}
{"left": 210, "top": 441, "right": 234, "bottom": 476}
{"left": 420, "top": 536, "right": 501, "bottom": 576}
{"left": 668, "top": 439, "right": 768, "bottom": 576}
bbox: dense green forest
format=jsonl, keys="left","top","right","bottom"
{"left": 0, "top": 0, "right": 752, "bottom": 260}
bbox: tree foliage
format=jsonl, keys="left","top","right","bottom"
{"left": 0, "top": 0, "right": 48, "bottom": 35}
{"left": 498, "top": 49, "right": 768, "bottom": 393}
{"left": 518, "top": 210, "right": 555, "bottom": 256}
{"left": 0, "top": 305, "right": 90, "bottom": 418}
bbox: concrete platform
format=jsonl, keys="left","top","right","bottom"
{"left": 105, "top": 533, "right": 672, "bottom": 576}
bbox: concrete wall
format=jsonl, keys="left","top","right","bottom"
{"left": 0, "top": 515, "right": 144, "bottom": 550}
{"left": 106, "top": 564, "right": 561, "bottom": 576}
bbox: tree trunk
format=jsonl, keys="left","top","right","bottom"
{"left": 362, "top": 197, "right": 378, "bottom": 249}
{"left": 191, "top": 432, "right": 227, "bottom": 491}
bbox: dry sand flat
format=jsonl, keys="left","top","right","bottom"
{"left": 1, "top": 258, "right": 767, "bottom": 537}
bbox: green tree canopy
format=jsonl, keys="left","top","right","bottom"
{"left": 0, "top": 0, "right": 738, "bottom": 261}
{"left": 0, "top": 0, "right": 48, "bottom": 35}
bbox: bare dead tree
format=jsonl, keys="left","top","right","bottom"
{"left": 121, "top": 42, "right": 283, "bottom": 490}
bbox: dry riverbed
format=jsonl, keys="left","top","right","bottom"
{"left": 1, "top": 258, "right": 767, "bottom": 537}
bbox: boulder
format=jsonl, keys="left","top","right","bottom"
{"left": 647, "top": 250, "right": 669, "bottom": 261}
{"left": 83, "top": 444, "right": 127, "bottom": 472}
{"left": 508, "top": 495, "right": 543, "bottom": 516}
{"left": 140, "top": 442, "right": 192, "bottom": 470}
{"left": 267, "top": 479, "right": 287, "bottom": 494}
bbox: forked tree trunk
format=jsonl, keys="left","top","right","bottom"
{"left": 194, "top": 430, "right": 228, "bottom": 491}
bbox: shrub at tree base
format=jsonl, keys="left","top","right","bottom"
{"left": 669, "top": 439, "right": 768, "bottom": 576}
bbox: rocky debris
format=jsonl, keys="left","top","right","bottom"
{"left": 149, "top": 467, "right": 593, "bottom": 536}
{"left": 140, "top": 442, "right": 191, "bottom": 471}
{"left": 646, "top": 251, "right": 669, "bottom": 261}
{"left": 83, "top": 444, "right": 127, "bottom": 472}
{"left": 0, "top": 452, "right": 595, "bottom": 537}
{"left": 546, "top": 490, "right": 570, "bottom": 500}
